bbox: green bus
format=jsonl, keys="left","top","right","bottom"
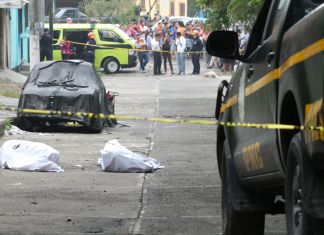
{"left": 48, "top": 23, "right": 137, "bottom": 74}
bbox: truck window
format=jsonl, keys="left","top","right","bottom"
{"left": 62, "top": 10, "right": 76, "bottom": 19}
{"left": 55, "top": 8, "right": 61, "bottom": 15}
{"left": 262, "top": 0, "right": 285, "bottom": 40}
{"left": 99, "top": 30, "right": 122, "bottom": 43}
{"left": 244, "top": 0, "right": 271, "bottom": 57}
{"left": 79, "top": 12, "right": 87, "bottom": 18}
{"left": 53, "top": 30, "right": 60, "bottom": 41}
{"left": 284, "top": 0, "right": 323, "bottom": 31}
{"left": 62, "top": 30, "right": 89, "bottom": 59}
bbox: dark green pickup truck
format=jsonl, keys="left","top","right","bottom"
{"left": 207, "top": 0, "right": 324, "bottom": 234}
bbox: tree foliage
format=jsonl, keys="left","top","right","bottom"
{"left": 147, "top": 0, "right": 158, "bottom": 15}
{"left": 80, "top": 0, "right": 138, "bottom": 22}
{"left": 196, "top": 0, "right": 263, "bottom": 31}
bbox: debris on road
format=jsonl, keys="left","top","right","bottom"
{"left": 204, "top": 71, "right": 218, "bottom": 78}
{"left": 98, "top": 139, "right": 163, "bottom": 173}
{"left": 5, "top": 125, "right": 27, "bottom": 136}
{"left": 0, "top": 140, "right": 64, "bottom": 172}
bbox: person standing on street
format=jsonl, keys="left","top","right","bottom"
{"left": 185, "top": 23, "right": 194, "bottom": 58}
{"left": 84, "top": 32, "right": 96, "bottom": 64}
{"left": 152, "top": 33, "right": 162, "bottom": 75}
{"left": 127, "top": 22, "right": 138, "bottom": 38}
{"left": 146, "top": 30, "right": 153, "bottom": 59}
{"left": 202, "top": 30, "right": 212, "bottom": 68}
{"left": 135, "top": 33, "right": 149, "bottom": 73}
{"left": 161, "top": 32, "right": 174, "bottom": 74}
{"left": 191, "top": 30, "right": 203, "bottom": 74}
{"left": 40, "top": 28, "right": 53, "bottom": 61}
{"left": 60, "top": 35, "right": 71, "bottom": 60}
{"left": 176, "top": 32, "right": 186, "bottom": 75}
{"left": 169, "top": 22, "right": 177, "bottom": 58}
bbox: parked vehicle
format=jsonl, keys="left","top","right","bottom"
{"left": 152, "top": 16, "right": 192, "bottom": 29}
{"left": 17, "top": 60, "right": 116, "bottom": 132}
{"left": 49, "top": 23, "right": 137, "bottom": 74}
{"left": 188, "top": 17, "right": 206, "bottom": 25}
{"left": 207, "top": 0, "right": 324, "bottom": 234}
{"left": 45, "top": 7, "right": 88, "bottom": 23}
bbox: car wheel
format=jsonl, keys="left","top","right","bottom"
{"left": 16, "top": 117, "right": 32, "bottom": 131}
{"left": 17, "top": 117, "right": 39, "bottom": 132}
{"left": 215, "top": 80, "right": 228, "bottom": 120}
{"left": 109, "top": 103, "right": 117, "bottom": 125}
{"left": 221, "top": 149, "right": 265, "bottom": 235}
{"left": 89, "top": 118, "right": 104, "bottom": 133}
{"left": 103, "top": 57, "right": 120, "bottom": 74}
{"left": 285, "top": 133, "right": 324, "bottom": 235}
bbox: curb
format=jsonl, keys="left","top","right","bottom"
{"left": 0, "top": 117, "right": 15, "bottom": 138}
{"left": 0, "top": 120, "right": 6, "bottom": 138}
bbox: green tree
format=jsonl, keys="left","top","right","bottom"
{"left": 188, "top": 0, "right": 197, "bottom": 17}
{"left": 197, "top": 0, "right": 263, "bottom": 31}
{"left": 196, "top": 0, "right": 231, "bottom": 30}
{"left": 81, "top": 0, "right": 138, "bottom": 20}
{"left": 228, "top": 0, "right": 263, "bottom": 29}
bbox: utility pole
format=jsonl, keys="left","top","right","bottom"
{"left": 29, "top": 0, "right": 40, "bottom": 71}
{"left": 49, "top": 0, "right": 53, "bottom": 34}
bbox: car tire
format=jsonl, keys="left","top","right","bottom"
{"left": 16, "top": 117, "right": 37, "bottom": 132}
{"left": 285, "top": 133, "right": 324, "bottom": 235}
{"left": 103, "top": 57, "right": 120, "bottom": 74}
{"left": 89, "top": 117, "right": 104, "bottom": 133}
{"left": 221, "top": 149, "right": 265, "bottom": 235}
{"left": 17, "top": 117, "right": 45, "bottom": 132}
{"left": 109, "top": 103, "right": 117, "bottom": 125}
{"left": 215, "top": 80, "right": 228, "bottom": 120}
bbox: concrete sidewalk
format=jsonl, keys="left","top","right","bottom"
{"left": 0, "top": 97, "right": 19, "bottom": 137}
{"left": 0, "top": 69, "right": 26, "bottom": 136}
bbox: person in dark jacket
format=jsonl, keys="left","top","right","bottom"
{"left": 191, "top": 30, "right": 203, "bottom": 75}
{"left": 161, "top": 32, "right": 174, "bottom": 74}
{"left": 152, "top": 33, "right": 162, "bottom": 75}
{"left": 40, "top": 28, "right": 53, "bottom": 61}
{"left": 84, "top": 32, "right": 96, "bottom": 64}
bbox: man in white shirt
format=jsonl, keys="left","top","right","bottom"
{"left": 135, "top": 33, "right": 149, "bottom": 73}
{"left": 151, "top": 33, "right": 162, "bottom": 75}
{"left": 176, "top": 32, "right": 186, "bottom": 75}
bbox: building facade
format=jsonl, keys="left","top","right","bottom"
{"left": 140, "top": 0, "right": 188, "bottom": 18}
{"left": 9, "top": 5, "right": 29, "bottom": 70}
{"left": 0, "top": 1, "right": 29, "bottom": 71}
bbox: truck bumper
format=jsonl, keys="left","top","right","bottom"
{"left": 308, "top": 141, "right": 324, "bottom": 171}
{"left": 121, "top": 55, "right": 137, "bottom": 68}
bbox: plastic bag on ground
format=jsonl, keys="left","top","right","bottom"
{"left": 0, "top": 140, "right": 64, "bottom": 172}
{"left": 98, "top": 139, "right": 163, "bottom": 173}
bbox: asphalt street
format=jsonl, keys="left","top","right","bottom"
{"left": 0, "top": 60, "right": 286, "bottom": 234}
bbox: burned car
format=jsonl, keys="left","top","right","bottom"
{"left": 17, "top": 60, "right": 116, "bottom": 132}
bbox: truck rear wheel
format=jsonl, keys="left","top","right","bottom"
{"left": 285, "top": 133, "right": 324, "bottom": 235}
{"left": 89, "top": 117, "right": 104, "bottom": 133}
{"left": 221, "top": 151, "right": 265, "bottom": 235}
{"left": 16, "top": 117, "right": 43, "bottom": 132}
{"left": 103, "top": 57, "right": 120, "bottom": 74}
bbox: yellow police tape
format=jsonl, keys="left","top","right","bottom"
{"left": 53, "top": 38, "right": 202, "bottom": 55}
{"left": 1, "top": 106, "right": 324, "bottom": 131}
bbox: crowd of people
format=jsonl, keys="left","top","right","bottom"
{"left": 119, "top": 14, "right": 250, "bottom": 75}
{"left": 40, "top": 28, "right": 98, "bottom": 64}
{"left": 121, "top": 15, "right": 206, "bottom": 75}
{"left": 40, "top": 12, "right": 250, "bottom": 75}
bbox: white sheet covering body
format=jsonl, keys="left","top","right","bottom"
{"left": 0, "top": 140, "right": 64, "bottom": 172}
{"left": 98, "top": 139, "right": 162, "bottom": 173}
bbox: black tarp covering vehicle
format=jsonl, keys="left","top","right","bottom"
{"left": 17, "top": 60, "right": 115, "bottom": 132}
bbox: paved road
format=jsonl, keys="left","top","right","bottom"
{"left": 0, "top": 62, "right": 286, "bottom": 234}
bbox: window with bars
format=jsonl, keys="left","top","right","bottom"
{"left": 140, "top": 0, "right": 145, "bottom": 9}
{"left": 170, "top": 2, "right": 175, "bottom": 16}
{"left": 180, "top": 3, "right": 185, "bottom": 16}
